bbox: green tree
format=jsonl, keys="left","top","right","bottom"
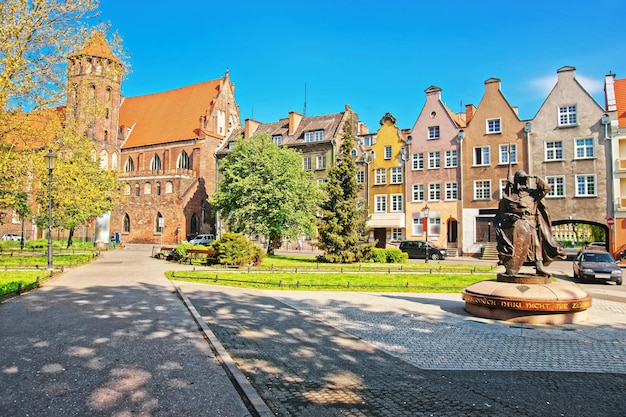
{"left": 212, "top": 133, "right": 322, "bottom": 255}
{"left": 35, "top": 131, "right": 120, "bottom": 248}
{"left": 317, "top": 120, "right": 374, "bottom": 263}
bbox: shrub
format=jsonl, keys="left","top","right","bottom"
{"left": 386, "top": 248, "right": 408, "bottom": 263}
{"left": 370, "top": 248, "right": 387, "bottom": 263}
{"left": 212, "top": 233, "right": 265, "bottom": 266}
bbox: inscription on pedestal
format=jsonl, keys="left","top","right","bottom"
{"left": 462, "top": 292, "right": 592, "bottom": 312}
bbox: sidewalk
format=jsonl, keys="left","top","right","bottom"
{"left": 0, "top": 244, "right": 252, "bottom": 417}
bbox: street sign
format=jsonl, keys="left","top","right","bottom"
{"left": 607, "top": 217, "right": 615, "bottom": 226}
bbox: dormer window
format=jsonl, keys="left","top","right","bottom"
{"left": 558, "top": 105, "right": 577, "bottom": 126}
{"left": 428, "top": 126, "right": 440, "bottom": 140}
{"left": 304, "top": 130, "right": 324, "bottom": 142}
{"left": 486, "top": 118, "right": 501, "bottom": 134}
{"left": 272, "top": 135, "right": 282, "bottom": 145}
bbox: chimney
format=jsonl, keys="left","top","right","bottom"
{"left": 605, "top": 73, "right": 617, "bottom": 112}
{"left": 243, "top": 118, "right": 260, "bottom": 139}
{"left": 465, "top": 104, "right": 476, "bottom": 123}
{"left": 289, "top": 111, "right": 303, "bottom": 136}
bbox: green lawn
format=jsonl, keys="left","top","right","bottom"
{"left": 0, "top": 271, "right": 53, "bottom": 294}
{"left": 169, "top": 254, "right": 499, "bottom": 293}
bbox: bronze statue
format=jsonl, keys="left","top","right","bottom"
{"left": 494, "top": 170, "right": 566, "bottom": 276}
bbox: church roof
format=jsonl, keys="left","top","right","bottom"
{"left": 119, "top": 79, "right": 222, "bottom": 147}
{"left": 76, "top": 32, "right": 117, "bottom": 60}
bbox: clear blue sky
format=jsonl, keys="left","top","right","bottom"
{"left": 98, "top": 0, "right": 626, "bottom": 131}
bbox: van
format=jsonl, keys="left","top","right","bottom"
{"left": 189, "top": 234, "right": 215, "bottom": 245}
{"left": 398, "top": 240, "right": 446, "bottom": 260}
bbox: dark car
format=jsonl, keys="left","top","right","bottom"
{"left": 399, "top": 240, "right": 446, "bottom": 260}
{"left": 573, "top": 249, "right": 623, "bottom": 285}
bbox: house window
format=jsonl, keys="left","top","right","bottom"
{"left": 165, "top": 181, "right": 173, "bottom": 194}
{"left": 123, "top": 214, "right": 131, "bottom": 233}
{"left": 499, "top": 144, "right": 517, "bottom": 164}
{"left": 430, "top": 218, "right": 441, "bottom": 236}
{"left": 390, "top": 167, "right": 402, "bottom": 184}
{"left": 546, "top": 176, "right": 565, "bottom": 197}
{"left": 150, "top": 154, "right": 161, "bottom": 171}
{"left": 575, "top": 138, "right": 594, "bottom": 159}
{"left": 316, "top": 155, "right": 327, "bottom": 170}
{"left": 304, "top": 130, "right": 324, "bottom": 142}
{"left": 135, "top": 183, "right": 140, "bottom": 196}
{"left": 390, "top": 194, "right": 403, "bottom": 212}
{"left": 486, "top": 118, "right": 501, "bottom": 134}
{"left": 559, "top": 105, "right": 577, "bottom": 126}
{"left": 123, "top": 184, "right": 131, "bottom": 195}
{"left": 445, "top": 182, "right": 458, "bottom": 200}
{"left": 375, "top": 195, "right": 387, "bottom": 212}
{"left": 412, "top": 184, "right": 424, "bottom": 202}
{"left": 317, "top": 178, "right": 326, "bottom": 185}
{"left": 412, "top": 218, "right": 424, "bottom": 236}
{"left": 575, "top": 175, "right": 596, "bottom": 196}
{"left": 473, "top": 146, "right": 490, "bottom": 166}
{"left": 445, "top": 150, "right": 457, "bottom": 168}
{"left": 391, "top": 228, "right": 403, "bottom": 241}
{"left": 428, "top": 183, "right": 441, "bottom": 201}
{"left": 302, "top": 156, "right": 312, "bottom": 171}
{"left": 124, "top": 157, "right": 135, "bottom": 172}
{"left": 362, "top": 136, "right": 374, "bottom": 146}
{"left": 428, "top": 126, "right": 440, "bottom": 139}
{"left": 374, "top": 168, "right": 387, "bottom": 185}
{"left": 545, "top": 141, "right": 564, "bottom": 161}
{"left": 499, "top": 178, "right": 508, "bottom": 199}
{"left": 177, "top": 151, "right": 190, "bottom": 169}
{"left": 350, "top": 149, "right": 357, "bottom": 157}
{"left": 272, "top": 135, "right": 282, "bottom": 145}
{"left": 428, "top": 151, "right": 440, "bottom": 169}
{"left": 156, "top": 182, "right": 161, "bottom": 196}
{"left": 144, "top": 183, "right": 152, "bottom": 194}
{"left": 356, "top": 171, "right": 364, "bottom": 183}
{"left": 474, "top": 180, "right": 491, "bottom": 200}
{"left": 384, "top": 146, "right": 392, "bottom": 159}
{"left": 412, "top": 153, "right": 424, "bottom": 170}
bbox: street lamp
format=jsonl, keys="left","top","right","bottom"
{"left": 423, "top": 204, "right": 430, "bottom": 263}
{"left": 44, "top": 149, "right": 56, "bottom": 271}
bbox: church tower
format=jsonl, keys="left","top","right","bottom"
{"left": 66, "top": 33, "right": 124, "bottom": 171}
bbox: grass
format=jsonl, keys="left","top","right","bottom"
{"left": 169, "top": 254, "right": 499, "bottom": 293}
{"left": 0, "top": 270, "right": 53, "bottom": 294}
{"left": 0, "top": 253, "right": 96, "bottom": 268}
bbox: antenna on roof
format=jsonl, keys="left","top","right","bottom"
{"left": 303, "top": 83, "right": 307, "bottom": 116}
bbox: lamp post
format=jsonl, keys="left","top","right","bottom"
{"left": 44, "top": 150, "right": 56, "bottom": 271}
{"left": 423, "top": 204, "right": 430, "bottom": 263}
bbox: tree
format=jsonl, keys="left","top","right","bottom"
{"left": 212, "top": 133, "right": 322, "bottom": 255}
{"left": 35, "top": 131, "right": 120, "bottom": 248}
{"left": 317, "top": 120, "right": 374, "bottom": 263}
{"left": 0, "top": 1, "right": 129, "bottom": 226}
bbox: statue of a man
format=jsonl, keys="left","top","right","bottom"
{"left": 494, "top": 170, "right": 565, "bottom": 276}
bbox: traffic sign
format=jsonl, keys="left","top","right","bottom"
{"left": 607, "top": 217, "right": 615, "bottom": 226}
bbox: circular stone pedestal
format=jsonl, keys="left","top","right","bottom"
{"left": 462, "top": 276, "right": 591, "bottom": 324}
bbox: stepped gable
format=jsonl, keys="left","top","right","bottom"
{"left": 119, "top": 79, "right": 221, "bottom": 147}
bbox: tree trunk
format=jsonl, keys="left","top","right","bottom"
{"left": 67, "top": 228, "right": 74, "bottom": 248}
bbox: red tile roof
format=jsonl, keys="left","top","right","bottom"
{"left": 615, "top": 78, "right": 626, "bottom": 128}
{"left": 76, "top": 32, "right": 117, "bottom": 60}
{"left": 119, "top": 79, "right": 222, "bottom": 148}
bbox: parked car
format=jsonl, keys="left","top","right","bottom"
{"left": 585, "top": 241, "right": 607, "bottom": 250}
{"left": 189, "top": 233, "right": 215, "bottom": 245}
{"left": 2, "top": 233, "right": 21, "bottom": 241}
{"left": 573, "top": 249, "right": 623, "bottom": 285}
{"left": 399, "top": 240, "right": 446, "bottom": 260}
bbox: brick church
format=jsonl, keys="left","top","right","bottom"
{"left": 70, "top": 33, "right": 241, "bottom": 244}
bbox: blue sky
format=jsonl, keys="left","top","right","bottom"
{"left": 98, "top": 0, "right": 626, "bottom": 131}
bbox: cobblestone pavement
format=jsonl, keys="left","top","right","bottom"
{"left": 179, "top": 283, "right": 626, "bottom": 416}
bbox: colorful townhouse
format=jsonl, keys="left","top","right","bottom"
{"left": 529, "top": 66, "right": 610, "bottom": 250}
{"left": 405, "top": 86, "right": 465, "bottom": 256}
{"left": 364, "top": 113, "right": 409, "bottom": 247}
{"left": 460, "top": 78, "right": 529, "bottom": 256}
{"left": 604, "top": 73, "right": 626, "bottom": 256}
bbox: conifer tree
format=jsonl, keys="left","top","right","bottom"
{"left": 317, "top": 120, "right": 374, "bottom": 263}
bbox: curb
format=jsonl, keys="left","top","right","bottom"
{"left": 174, "top": 283, "right": 274, "bottom": 417}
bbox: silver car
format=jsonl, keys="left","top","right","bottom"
{"left": 573, "top": 249, "right": 623, "bottom": 285}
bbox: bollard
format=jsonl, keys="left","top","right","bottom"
{"left": 17, "top": 283, "right": 23, "bottom": 295}
{"left": 406, "top": 282, "right": 409, "bottom": 288}
{"left": 297, "top": 281, "right": 300, "bottom": 288}
{"left": 279, "top": 280, "right": 282, "bottom": 287}
{"left": 215, "top": 274, "right": 218, "bottom": 282}
{"left": 347, "top": 281, "right": 350, "bottom": 288}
